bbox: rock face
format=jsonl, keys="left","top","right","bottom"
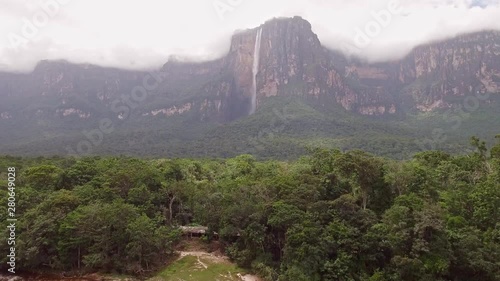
{"left": 0, "top": 17, "right": 499, "bottom": 122}
{"left": 340, "top": 31, "right": 500, "bottom": 114}
{"left": 183, "top": 16, "right": 362, "bottom": 120}
{"left": 159, "top": 17, "right": 500, "bottom": 119}
{"left": 398, "top": 31, "right": 500, "bottom": 110}
{"left": 164, "top": 16, "right": 353, "bottom": 121}
{"left": 0, "top": 60, "right": 143, "bottom": 99}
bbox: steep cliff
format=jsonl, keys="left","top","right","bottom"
{"left": 1, "top": 17, "right": 499, "bottom": 158}
{"left": 0, "top": 60, "right": 144, "bottom": 120}
{"left": 0, "top": 17, "right": 499, "bottom": 122}
{"left": 164, "top": 17, "right": 500, "bottom": 118}
{"left": 340, "top": 31, "right": 500, "bottom": 113}
{"left": 192, "top": 16, "right": 360, "bottom": 120}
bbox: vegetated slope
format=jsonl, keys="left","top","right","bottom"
{"left": 2, "top": 95, "right": 499, "bottom": 159}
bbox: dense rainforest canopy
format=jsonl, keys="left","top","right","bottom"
{"left": 0, "top": 136, "right": 499, "bottom": 281}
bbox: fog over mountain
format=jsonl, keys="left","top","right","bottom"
{"left": 1, "top": 0, "right": 500, "bottom": 72}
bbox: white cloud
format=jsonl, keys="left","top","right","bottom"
{"left": 0, "top": 0, "right": 499, "bottom": 72}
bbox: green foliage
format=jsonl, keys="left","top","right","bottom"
{"left": 4, "top": 96, "right": 500, "bottom": 161}
{"left": 156, "top": 255, "right": 247, "bottom": 281}
{"left": 1, "top": 137, "right": 499, "bottom": 279}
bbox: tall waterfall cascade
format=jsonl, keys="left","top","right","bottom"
{"left": 250, "top": 28, "right": 263, "bottom": 115}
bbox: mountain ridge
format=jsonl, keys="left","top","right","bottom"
{"left": 0, "top": 16, "right": 499, "bottom": 158}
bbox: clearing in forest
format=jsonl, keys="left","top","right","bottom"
{"left": 149, "top": 239, "right": 261, "bottom": 281}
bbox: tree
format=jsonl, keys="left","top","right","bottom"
{"left": 23, "top": 165, "right": 62, "bottom": 190}
{"left": 334, "top": 150, "right": 387, "bottom": 210}
{"left": 490, "top": 135, "right": 500, "bottom": 159}
{"left": 126, "top": 214, "right": 180, "bottom": 273}
{"left": 19, "top": 190, "right": 81, "bottom": 269}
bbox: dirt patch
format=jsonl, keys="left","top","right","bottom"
{"left": 177, "top": 251, "right": 230, "bottom": 264}
{"left": 172, "top": 238, "right": 261, "bottom": 281}
{"left": 176, "top": 251, "right": 261, "bottom": 281}
{"left": 236, "top": 274, "right": 261, "bottom": 281}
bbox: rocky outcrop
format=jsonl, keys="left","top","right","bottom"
{"left": 0, "top": 17, "right": 498, "bottom": 122}
{"left": 193, "top": 17, "right": 500, "bottom": 117}
{"left": 399, "top": 31, "right": 500, "bottom": 110}
{"left": 193, "top": 16, "right": 363, "bottom": 120}
{"left": 340, "top": 31, "right": 500, "bottom": 113}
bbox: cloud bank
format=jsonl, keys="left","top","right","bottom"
{"left": 0, "top": 0, "right": 499, "bottom": 72}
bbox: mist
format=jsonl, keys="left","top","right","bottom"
{"left": 0, "top": 0, "right": 499, "bottom": 73}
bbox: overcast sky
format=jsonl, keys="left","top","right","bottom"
{"left": 1, "top": 0, "right": 499, "bottom": 72}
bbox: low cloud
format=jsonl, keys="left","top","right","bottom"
{"left": 0, "top": 0, "right": 499, "bottom": 72}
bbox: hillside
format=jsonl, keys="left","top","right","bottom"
{"left": 0, "top": 17, "right": 499, "bottom": 159}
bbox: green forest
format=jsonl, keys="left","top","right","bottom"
{"left": 0, "top": 136, "right": 499, "bottom": 281}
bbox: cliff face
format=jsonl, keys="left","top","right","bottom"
{"left": 195, "top": 17, "right": 500, "bottom": 118}
{"left": 253, "top": 17, "right": 331, "bottom": 99}
{"left": 158, "top": 16, "right": 353, "bottom": 121}
{"left": 194, "top": 16, "right": 360, "bottom": 120}
{"left": 0, "top": 17, "right": 499, "bottom": 123}
{"left": 0, "top": 60, "right": 143, "bottom": 99}
{"left": 398, "top": 31, "right": 500, "bottom": 111}
{"left": 0, "top": 60, "right": 144, "bottom": 120}
{"left": 341, "top": 31, "right": 500, "bottom": 113}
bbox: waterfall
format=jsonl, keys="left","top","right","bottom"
{"left": 250, "top": 28, "right": 263, "bottom": 115}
